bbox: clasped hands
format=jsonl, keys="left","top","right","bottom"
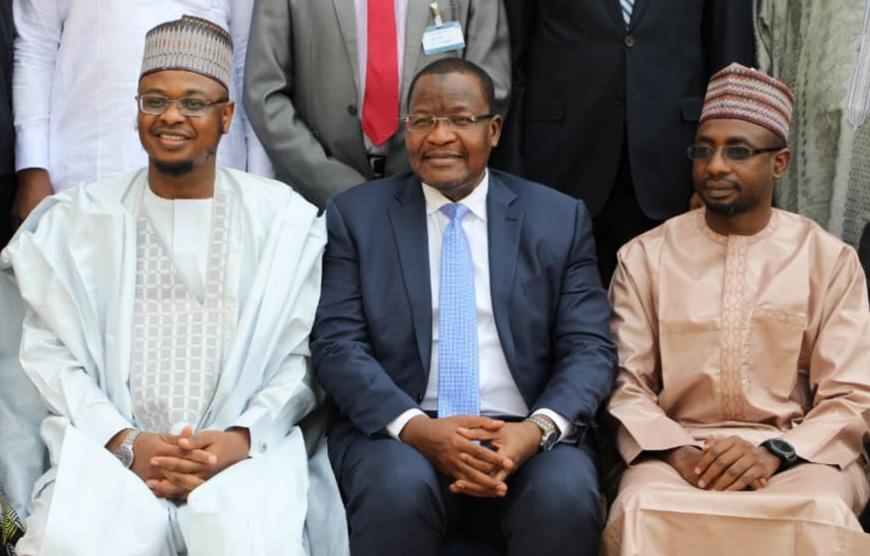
{"left": 664, "top": 435, "right": 781, "bottom": 492}
{"left": 107, "top": 426, "right": 250, "bottom": 501}
{"left": 399, "top": 414, "right": 543, "bottom": 498}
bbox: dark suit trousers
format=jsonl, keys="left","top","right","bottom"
{"left": 338, "top": 434, "right": 602, "bottom": 556}
{"left": 0, "top": 173, "right": 15, "bottom": 248}
{"left": 593, "top": 142, "right": 661, "bottom": 286}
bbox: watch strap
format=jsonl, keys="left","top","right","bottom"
{"left": 525, "top": 414, "right": 559, "bottom": 451}
{"left": 114, "top": 429, "right": 140, "bottom": 468}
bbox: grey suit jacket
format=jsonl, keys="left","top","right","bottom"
{"left": 244, "top": 0, "right": 510, "bottom": 209}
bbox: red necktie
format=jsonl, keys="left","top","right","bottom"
{"left": 362, "top": 0, "right": 399, "bottom": 147}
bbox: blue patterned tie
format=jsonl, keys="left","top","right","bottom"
{"left": 437, "top": 203, "right": 480, "bottom": 418}
{"left": 621, "top": 0, "right": 634, "bottom": 27}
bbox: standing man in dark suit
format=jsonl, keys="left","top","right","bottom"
{"left": 495, "top": 0, "right": 755, "bottom": 282}
{"left": 0, "top": 1, "right": 14, "bottom": 247}
{"left": 312, "top": 58, "right": 617, "bottom": 555}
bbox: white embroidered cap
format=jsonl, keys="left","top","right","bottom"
{"left": 140, "top": 15, "right": 233, "bottom": 91}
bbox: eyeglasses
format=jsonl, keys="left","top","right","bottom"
{"left": 401, "top": 113, "right": 496, "bottom": 132}
{"left": 136, "top": 94, "right": 229, "bottom": 117}
{"left": 687, "top": 144, "right": 785, "bottom": 162}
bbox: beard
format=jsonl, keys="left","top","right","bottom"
{"left": 153, "top": 158, "right": 195, "bottom": 176}
{"left": 696, "top": 180, "right": 760, "bottom": 217}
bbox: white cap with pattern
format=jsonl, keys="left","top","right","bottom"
{"left": 140, "top": 15, "right": 233, "bottom": 91}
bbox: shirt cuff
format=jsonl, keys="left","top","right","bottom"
{"left": 532, "top": 408, "right": 574, "bottom": 442}
{"left": 228, "top": 406, "right": 271, "bottom": 458}
{"left": 15, "top": 128, "right": 50, "bottom": 172}
{"left": 77, "top": 403, "right": 132, "bottom": 449}
{"left": 386, "top": 409, "right": 426, "bottom": 440}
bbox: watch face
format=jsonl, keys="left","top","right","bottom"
{"left": 541, "top": 432, "right": 559, "bottom": 451}
{"left": 765, "top": 438, "right": 797, "bottom": 464}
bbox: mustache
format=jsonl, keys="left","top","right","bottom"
{"left": 151, "top": 127, "right": 194, "bottom": 138}
{"left": 703, "top": 178, "right": 741, "bottom": 190}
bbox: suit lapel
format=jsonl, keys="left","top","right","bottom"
{"left": 628, "top": 0, "right": 650, "bottom": 30}
{"left": 388, "top": 177, "right": 433, "bottom": 375}
{"left": 486, "top": 173, "right": 523, "bottom": 371}
{"left": 600, "top": 0, "right": 648, "bottom": 31}
{"left": 600, "top": 0, "right": 624, "bottom": 30}
{"left": 402, "top": 0, "right": 431, "bottom": 103}
{"left": 332, "top": 0, "right": 361, "bottom": 94}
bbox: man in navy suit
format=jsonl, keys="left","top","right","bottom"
{"left": 312, "top": 59, "right": 617, "bottom": 556}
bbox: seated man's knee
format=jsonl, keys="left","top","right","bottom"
{"left": 513, "top": 447, "right": 602, "bottom": 528}
{"left": 344, "top": 439, "right": 443, "bottom": 522}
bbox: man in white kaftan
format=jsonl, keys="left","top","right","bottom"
{"left": 0, "top": 16, "right": 347, "bottom": 556}
{"left": 10, "top": 0, "right": 273, "bottom": 227}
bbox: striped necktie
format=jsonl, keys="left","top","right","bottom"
{"left": 621, "top": 0, "right": 634, "bottom": 28}
{"left": 437, "top": 203, "right": 480, "bottom": 418}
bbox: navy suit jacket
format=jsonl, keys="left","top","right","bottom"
{"left": 311, "top": 170, "right": 617, "bottom": 472}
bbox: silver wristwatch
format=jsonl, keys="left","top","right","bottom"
{"left": 525, "top": 414, "right": 559, "bottom": 451}
{"left": 113, "top": 429, "right": 141, "bottom": 468}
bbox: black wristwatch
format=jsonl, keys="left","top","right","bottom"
{"left": 760, "top": 438, "right": 799, "bottom": 471}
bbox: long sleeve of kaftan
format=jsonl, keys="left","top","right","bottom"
{"left": 607, "top": 250, "right": 700, "bottom": 464}
{"left": 780, "top": 249, "right": 870, "bottom": 468}
{"left": 19, "top": 308, "right": 130, "bottom": 448}
{"left": 12, "top": 0, "right": 66, "bottom": 173}
{"left": 228, "top": 219, "right": 325, "bottom": 458}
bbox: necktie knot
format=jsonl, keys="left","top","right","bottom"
{"left": 440, "top": 203, "right": 470, "bottom": 223}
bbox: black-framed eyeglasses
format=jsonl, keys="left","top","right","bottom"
{"left": 136, "top": 94, "right": 229, "bottom": 117}
{"left": 687, "top": 144, "right": 785, "bottom": 162}
{"left": 401, "top": 113, "right": 496, "bottom": 132}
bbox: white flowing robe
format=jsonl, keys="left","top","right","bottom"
{"left": 0, "top": 168, "right": 348, "bottom": 555}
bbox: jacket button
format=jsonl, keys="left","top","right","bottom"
{"left": 347, "top": 104, "right": 358, "bottom": 116}
{"left": 416, "top": 394, "right": 424, "bottom": 403}
{"left": 624, "top": 35, "right": 635, "bottom": 48}
{"left": 614, "top": 96, "right": 625, "bottom": 106}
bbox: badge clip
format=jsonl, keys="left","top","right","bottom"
{"left": 430, "top": 2, "right": 444, "bottom": 26}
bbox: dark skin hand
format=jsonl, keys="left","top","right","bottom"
{"left": 661, "top": 445, "right": 705, "bottom": 487}
{"left": 400, "top": 414, "right": 514, "bottom": 498}
{"left": 10, "top": 168, "right": 53, "bottom": 229}
{"left": 693, "top": 436, "right": 780, "bottom": 491}
{"left": 148, "top": 426, "right": 251, "bottom": 500}
{"left": 456, "top": 420, "right": 543, "bottom": 492}
{"left": 106, "top": 426, "right": 249, "bottom": 501}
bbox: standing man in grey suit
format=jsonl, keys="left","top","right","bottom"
{"left": 244, "top": 0, "right": 510, "bottom": 209}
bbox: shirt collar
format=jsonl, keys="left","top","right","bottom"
{"left": 421, "top": 169, "right": 489, "bottom": 222}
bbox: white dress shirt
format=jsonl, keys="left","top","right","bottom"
{"left": 12, "top": 0, "right": 271, "bottom": 192}
{"left": 386, "top": 171, "right": 574, "bottom": 441}
{"left": 143, "top": 186, "right": 212, "bottom": 303}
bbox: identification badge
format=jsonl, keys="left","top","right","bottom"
{"left": 422, "top": 3, "right": 465, "bottom": 55}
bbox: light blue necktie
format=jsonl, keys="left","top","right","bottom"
{"left": 437, "top": 203, "right": 480, "bottom": 418}
{"left": 621, "top": 0, "right": 634, "bottom": 28}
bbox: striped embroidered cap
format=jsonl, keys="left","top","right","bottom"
{"left": 140, "top": 15, "right": 233, "bottom": 91}
{"left": 700, "top": 63, "right": 795, "bottom": 143}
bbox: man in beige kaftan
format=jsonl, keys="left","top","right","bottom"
{"left": 604, "top": 64, "right": 870, "bottom": 555}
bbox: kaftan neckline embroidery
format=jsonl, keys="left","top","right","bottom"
{"left": 695, "top": 208, "right": 779, "bottom": 245}
{"left": 129, "top": 186, "right": 232, "bottom": 434}
{"left": 719, "top": 235, "right": 751, "bottom": 421}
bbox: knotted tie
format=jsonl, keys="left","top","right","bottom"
{"left": 437, "top": 203, "right": 480, "bottom": 418}
{"left": 621, "top": 0, "right": 634, "bottom": 28}
{"left": 362, "top": 0, "right": 399, "bottom": 146}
